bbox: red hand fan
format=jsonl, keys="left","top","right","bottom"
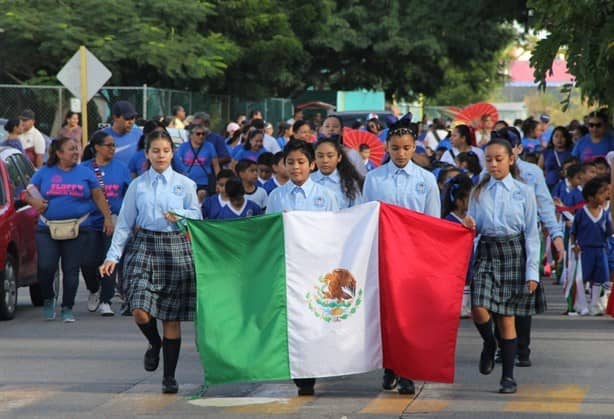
{"left": 342, "top": 128, "right": 386, "bottom": 167}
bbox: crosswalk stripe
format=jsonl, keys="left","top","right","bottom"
{"left": 224, "top": 396, "right": 312, "bottom": 414}
{"left": 359, "top": 393, "right": 414, "bottom": 414}
{"left": 96, "top": 383, "right": 197, "bottom": 415}
{"left": 503, "top": 384, "right": 588, "bottom": 413}
{"left": 0, "top": 386, "right": 61, "bottom": 413}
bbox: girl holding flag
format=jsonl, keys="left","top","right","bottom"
{"left": 99, "top": 130, "right": 202, "bottom": 394}
{"left": 362, "top": 113, "right": 440, "bottom": 395}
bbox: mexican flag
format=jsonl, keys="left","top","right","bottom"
{"left": 185, "top": 201, "right": 473, "bottom": 386}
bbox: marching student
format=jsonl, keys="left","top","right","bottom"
{"left": 456, "top": 151, "right": 482, "bottom": 184}
{"left": 257, "top": 152, "right": 274, "bottom": 187}
{"left": 441, "top": 174, "right": 474, "bottom": 317}
{"left": 262, "top": 152, "right": 289, "bottom": 194}
{"left": 201, "top": 169, "right": 234, "bottom": 219}
{"left": 266, "top": 139, "right": 339, "bottom": 396}
{"left": 312, "top": 136, "right": 364, "bottom": 209}
{"left": 235, "top": 159, "right": 268, "bottom": 210}
{"left": 570, "top": 176, "right": 612, "bottom": 316}
{"left": 462, "top": 139, "right": 540, "bottom": 394}
{"left": 491, "top": 127, "right": 564, "bottom": 368}
{"left": 362, "top": 114, "right": 440, "bottom": 395}
{"left": 99, "top": 130, "right": 202, "bottom": 394}
{"left": 218, "top": 178, "right": 263, "bottom": 219}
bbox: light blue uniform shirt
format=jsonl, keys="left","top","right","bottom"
{"left": 105, "top": 167, "right": 202, "bottom": 263}
{"left": 516, "top": 159, "right": 563, "bottom": 240}
{"left": 266, "top": 177, "right": 339, "bottom": 214}
{"left": 362, "top": 160, "right": 440, "bottom": 217}
{"left": 311, "top": 169, "right": 362, "bottom": 209}
{"left": 468, "top": 174, "right": 540, "bottom": 282}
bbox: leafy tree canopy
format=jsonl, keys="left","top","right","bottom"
{"left": 0, "top": 0, "right": 525, "bottom": 101}
{"left": 529, "top": 0, "right": 614, "bottom": 110}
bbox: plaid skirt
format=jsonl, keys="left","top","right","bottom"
{"left": 122, "top": 229, "right": 196, "bottom": 321}
{"left": 471, "top": 234, "right": 541, "bottom": 316}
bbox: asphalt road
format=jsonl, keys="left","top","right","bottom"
{"left": 1, "top": 280, "right": 613, "bottom": 419}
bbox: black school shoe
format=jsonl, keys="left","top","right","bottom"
{"left": 162, "top": 376, "right": 178, "bottom": 394}
{"left": 382, "top": 368, "right": 398, "bottom": 390}
{"left": 397, "top": 378, "right": 415, "bottom": 395}
{"left": 144, "top": 345, "right": 160, "bottom": 372}
{"left": 499, "top": 377, "right": 517, "bottom": 394}
{"left": 297, "top": 385, "right": 315, "bottom": 396}
{"left": 516, "top": 357, "right": 532, "bottom": 367}
{"left": 479, "top": 345, "right": 496, "bottom": 375}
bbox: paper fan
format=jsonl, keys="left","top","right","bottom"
{"left": 454, "top": 102, "right": 498, "bottom": 129}
{"left": 342, "top": 128, "right": 385, "bottom": 167}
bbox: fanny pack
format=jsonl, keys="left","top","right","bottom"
{"left": 41, "top": 214, "right": 89, "bottom": 240}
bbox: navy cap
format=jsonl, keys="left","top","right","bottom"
{"left": 19, "top": 109, "right": 35, "bottom": 120}
{"left": 539, "top": 113, "right": 550, "bottom": 123}
{"left": 111, "top": 101, "right": 138, "bottom": 119}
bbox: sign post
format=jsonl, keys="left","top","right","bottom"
{"left": 57, "top": 47, "right": 112, "bottom": 147}
{"left": 79, "top": 46, "right": 88, "bottom": 146}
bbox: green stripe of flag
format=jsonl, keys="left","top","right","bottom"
{"left": 187, "top": 214, "right": 290, "bottom": 385}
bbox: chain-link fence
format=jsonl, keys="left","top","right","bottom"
{"left": 0, "top": 84, "right": 293, "bottom": 138}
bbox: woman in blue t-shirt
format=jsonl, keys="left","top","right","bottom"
{"left": 174, "top": 124, "right": 220, "bottom": 203}
{"left": 572, "top": 110, "right": 613, "bottom": 163}
{"left": 27, "top": 137, "right": 113, "bottom": 323}
{"left": 230, "top": 129, "right": 266, "bottom": 170}
{"left": 537, "top": 126, "right": 573, "bottom": 190}
{"left": 80, "top": 131, "right": 132, "bottom": 316}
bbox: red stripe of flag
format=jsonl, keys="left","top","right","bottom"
{"left": 378, "top": 203, "right": 474, "bottom": 383}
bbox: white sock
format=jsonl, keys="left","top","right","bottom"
{"left": 591, "top": 285, "right": 601, "bottom": 306}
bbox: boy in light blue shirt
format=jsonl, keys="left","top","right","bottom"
{"left": 266, "top": 141, "right": 338, "bottom": 214}
{"left": 265, "top": 139, "right": 337, "bottom": 396}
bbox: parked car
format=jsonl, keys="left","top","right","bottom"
{"left": 0, "top": 118, "right": 7, "bottom": 142}
{"left": 328, "top": 111, "right": 395, "bottom": 129}
{"left": 0, "top": 146, "right": 40, "bottom": 320}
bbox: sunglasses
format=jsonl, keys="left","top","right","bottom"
{"left": 588, "top": 123, "right": 603, "bottom": 128}
{"left": 100, "top": 143, "right": 116, "bottom": 148}
{"left": 193, "top": 132, "right": 205, "bottom": 136}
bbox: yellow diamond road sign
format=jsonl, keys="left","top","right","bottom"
{"left": 57, "top": 48, "right": 111, "bottom": 102}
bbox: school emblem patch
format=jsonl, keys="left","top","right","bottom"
{"left": 313, "top": 196, "right": 325, "bottom": 208}
{"left": 172, "top": 184, "right": 184, "bottom": 195}
{"left": 512, "top": 190, "right": 524, "bottom": 201}
{"left": 415, "top": 181, "right": 427, "bottom": 194}
{"left": 305, "top": 269, "right": 363, "bottom": 322}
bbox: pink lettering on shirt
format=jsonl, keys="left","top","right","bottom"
{"left": 47, "top": 183, "right": 86, "bottom": 197}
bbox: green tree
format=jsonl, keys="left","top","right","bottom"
{"left": 0, "top": 0, "right": 239, "bottom": 89}
{"left": 529, "top": 0, "right": 614, "bottom": 110}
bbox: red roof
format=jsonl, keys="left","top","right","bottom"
{"left": 509, "top": 59, "right": 573, "bottom": 86}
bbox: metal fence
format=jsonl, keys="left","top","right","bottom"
{"left": 0, "top": 84, "right": 294, "bottom": 137}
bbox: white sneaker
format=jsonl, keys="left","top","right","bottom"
{"left": 579, "top": 307, "right": 590, "bottom": 316}
{"left": 87, "top": 291, "right": 100, "bottom": 312}
{"left": 99, "top": 302, "right": 114, "bottom": 317}
{"left": 589, "top": 304, "right": 603, "bottom": 316}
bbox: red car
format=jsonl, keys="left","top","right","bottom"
{"left": 0, "top": 146, "right": 40, "bottom": 320}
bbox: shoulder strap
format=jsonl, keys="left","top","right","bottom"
{"left": 92, "top": 162, "right": 108, "bottom": 202}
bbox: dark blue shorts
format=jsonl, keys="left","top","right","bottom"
{"left": 581, "top": 247, "right": 609, "bottom": 284}
{"left": 607, "top": 236, "right": 614, "bottom": 271}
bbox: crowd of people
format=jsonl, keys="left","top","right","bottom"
{"left": 3, "top": 100, "right": 613, "bottom": 396}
